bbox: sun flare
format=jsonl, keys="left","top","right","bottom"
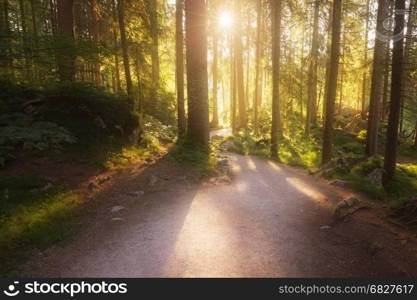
{"left": 218, "top": 12, "right": 233, "bottom": 28}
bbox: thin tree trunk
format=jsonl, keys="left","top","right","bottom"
{"left": 254, "top": 0, "right": 263, "bottom": 134}
{"left": 361, "top": 0, "right": 370, "bottom": 119}
{"left": 322, "top": 0, "right": 342, "bottom": 165}
{"left": 383, "top": 0, "right": 405, "bottom": 186}
{"left": 150, "top": 0, "right": 160, "bottom": 90}
{"left": 230, "top": 35, "right": 237, "bottom": 132}
{"left": 270, "top": 0, "right": 283, "bottom": 159}
{"left": 322, "top": 1, "right": 333, "bottom": 121}
{"left": 117, "top": 0, "right": 133, "bottom": 98}
{"left": 234, "top": 0, "right": 247, "bottom": 130}
{"left": 19, "top": 0, "right": 32, "bottom": 79}
{"left": 89, "top": 0, "right": 100, "bottom": 85}
{"left": 381, "top": 36, "right": 390, "bottom": 121}
{"left": 305, "top": 0, "right": 320, "bottom": 135}
{"left": 176, "top": 0, "right": 186, "bottom": 139}
{"left": 366, "top": 0, "right": 389, "bottom": 156}
{"left": 184, "top": 0, "right": 209, "bottom": 147}
{"left": 111, "top": 0, "right": 121, "bottom": 92}
{"left": 212, "top": 32, "right": 219, "bottom": 127}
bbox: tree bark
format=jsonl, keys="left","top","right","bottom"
{"left": 383, "top": 0, "right": 405, "bottom": 187}
{"left": 305, "top": 0, "right": 320, "bottom": 135}
{"left": 253, "top": 0, "right": 264, "bottom": 135}
{"left": 184, "top": 0, "right": 209, "bottom": 147}
{"left": 234, "top": 0, "right": 247, "bottom": 130}
{"left": 117, "top": 0, "right": 133, "bottom": 98}
{"left": 366, "top": 0, "right": 389, "bottom": 156}
{"left": 270, "top": 0, "right": 283, "bottom": 159}
{"left": 56, "top": 0, "right": 75, "bottom": 81}
{"left": 322, "top": 0, "right": 342, "bottom": 165}
{"left": 89, "top": 0, "right": 101, "bottom": 85}
{"left": 176, "top": 0, "right": 186, "bottom": 139}
{"left": 212, "top": 32, "right": 219, "bottom": 127}
{"left": 150, "top": 0, "right": 160, "bottom": 90}
{"left": 361, "top": 0, "right": 370, "bottom": 119}
{"left": 111, "top": 0, "right": 121, "bottom": 92}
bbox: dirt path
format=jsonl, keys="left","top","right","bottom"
{"left": 21, "top": 146, "right": 417, "bottom": 277}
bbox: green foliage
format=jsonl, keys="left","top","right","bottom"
{"left": 0, "top": 78, "right": 40, "bottom": 113}
{"left": 103, "top": 134, "right": 164, "bottom": 170}
{"left": 0, "top": 175, "right": 82, "bottom": 276}
{"left": 42, "top": 82, "right": 139, "bottom": 149}
{"left": 0, "top": 113, "right": 76, "bottom": 166}
{"left": 143, "top": 115, "right": 176, "bottom": 142}
{"left": 169, "top": 142, "right": 217, "bottom": 175}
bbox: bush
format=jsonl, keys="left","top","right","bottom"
{"left": 41, "top": 82, "right": 139, "bottom": 148}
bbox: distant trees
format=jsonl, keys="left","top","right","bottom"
{"left": 184, "top": 0, "right": 209, "bottom": 147}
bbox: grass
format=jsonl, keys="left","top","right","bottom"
{"left": 0, "top": 174, "right": 83, "bottom": 276}
{"left": 168, "top": 140, "right": 219, "bottom": 176}
{"left": 102, "top": 134, "right": 165, "bottom": 170}
{"left": 228, "top": 127, "right": 417, "bottom": 202}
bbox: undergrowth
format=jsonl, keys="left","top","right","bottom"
{"left": 0, "top": 174, "right": 83, "bottom": 276}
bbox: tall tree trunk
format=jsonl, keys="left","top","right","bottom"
{"left": 366, "top": 0, "right": 389, "bottom": 156}
{"left": 383, "top": 0, "right": 405, "bottom": 187}
{"left": 415, "top": 121, "right": 417, "bottom": 147}
{"left": 212, "top": 32, "right": 219, "bottom": 127}
{"left": 305, "top": 0, "right": 320, "bottom": 135}
{"left": 56, "top": 0, "right": 75, "bottom": 81}
{"left": 230, "top": 35, "right": 237, "bottom": 132}
{"left": 111, "top": 0, "right": 121, "bottom": 92}
{"left": 399, "top": 1, "right": 414, "bottom": 135}
{"left": 270, "top": 0, "right": 283, "bottom": 159}
{"left": 322, "top": 1, "right": 333, "bottom": 121}
{"left": 184, "top": 0, "right": 209, "bottom": 147}
{"left": 117, "top": 0, "right": 133, "bottom": 98}
{"left": 254, "top": 0, "right": 263, "bottom": 135}
{"left": 322, "top": 0, "right": 342, "bottom": 165}
{"left": 361, "top": 0, "right": 370, "bottom": 119}
{"left": 176, "top": 0, "right": 186, "bottom": 139}
{"left": 381, "top": 36, "right": 391, "bottom": 121}
{"left": 89, "top": 0, "right": 100, "bottom": 85}
{"left": 18, "top": 0, "right": 32, "bottom": 79}
{"left": 234, "top": 0, "right": 247, "bottom": 130}
{"left": 150, "top": 0, "right": 160, "bottom": 90}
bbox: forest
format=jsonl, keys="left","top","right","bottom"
{"left": 1, "top": 0, "right": 417, "bottom": 278}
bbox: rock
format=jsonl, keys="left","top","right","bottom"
{"left": 330, "top": 180, "right": 350, "bottom": 187}
{"left": 110, "top": 206, "right": 125, "bottom": 213}
{"left": 217, "top": 159, "right": 230, "bottom": 174}
{"left": 40, "top": 183, "right": 53, "bottom": 192}
{"left": 149, "top": 175, "right": 158, "bottom": 186}
{"left": 221, "top": 140, "right": 236, "bottom": 151}
{"left": 126, "top": 191, "right": 145, "bottom": 197}
{"left": 367, "top": 168, "right": 383, "bottom": 186}
{"left": 98, "top": 176, "right": 111, "bottom": 185}
{"left": 94, "top": 116, "right": 107, "bottom": 129}
{"left": 87, "top": 182, "right": 98, "bottom": 191}
{"left": 320, "top": 225, "right": 331, "bottom": 230}
{"left": 334, "top": 197, "right": 363, "bottom": 218}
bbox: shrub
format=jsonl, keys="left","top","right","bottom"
{"left": 41, "top": 82, "right": 139, "bottom": 148}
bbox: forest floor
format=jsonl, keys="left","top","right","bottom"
{"left": 13, "top": 129, "right": 417, "bottom": 277}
